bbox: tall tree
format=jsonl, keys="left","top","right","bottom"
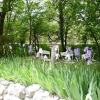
{"left": 75, "top": 0, "right": 100, "bottom": 56}
{"left": 0, "top": 0, "right": 15, "bottom": 36}
{"left": 58, "top": 0, "right": 65, "bottom": 51}
{"left": 25, "top": 0, "right": 33, "bottom": 45}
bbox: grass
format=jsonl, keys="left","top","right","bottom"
{"left": 0, "top": 57, "right": 100, "bottom": 100}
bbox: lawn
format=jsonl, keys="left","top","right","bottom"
{"left": 0, "top": 57, "right": 100, "bottom": 100}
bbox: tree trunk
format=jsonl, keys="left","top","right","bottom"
{"left": 36, "top": 34, "right": 39, "bottom": 51}
{"left": 0, "top": 12, "right": 6, "bottom": 56}
{"left": 6, "top": 11, "right": 12, "bottom": 35}
{"left": 29, "top": 15, "right": 32, "bottom": 45}
{"left": 89, "top": 28, "right": 100, "bottom": 57}
{"left": 0, "top": 12, "right": 6, "bottom": 36}
{"left": 33, "top": 31, "right": 39, "bottom": 53}
{"left": 58, "top": 0, "right": 66, "bottom": 51}
{"left": 64, "top": 27, "right": 68, "bottom": 48}
{"left": 25, "top": 0, "right": 32, "bottom": 45}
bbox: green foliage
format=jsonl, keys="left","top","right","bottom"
{"left": 0, "top": 57, "right": 100, "bottom": 100}
{"left": 39, "top": 44, "right": 50, "bottom": 51}
{"left": 1, "top": 0, "right": 99, "bottom": 48}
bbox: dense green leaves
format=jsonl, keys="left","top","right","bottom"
{"left": 0, "top": 0, "right": 100, "bottom": 55}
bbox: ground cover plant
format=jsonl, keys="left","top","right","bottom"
{"left": 0, "top": 57, "right": 100, "bottom": 100}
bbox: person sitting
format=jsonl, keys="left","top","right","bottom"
{"left": 84, "top": 46, "right": 89, "bottom": 53}
{"left": 36, "top": 52, "right": 40, "bottom": 58}
{"left": 82, "top": 47, "right": 93, "bottom": 65}
{"left": 65, "top": 47, "right": 72, "bottom": 61}
{"left": 36, "top": 48, "right": 43, "bottom": 58}
{"left": 74, "top": 48, "right": 80, "bottom": 61}
{"left": 43, "top": 55, "right": 48, "bottom": 61}
{"left": 87, "top": 48, "right": 92, "bottom": 59}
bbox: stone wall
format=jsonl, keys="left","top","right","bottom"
{"left": 0, "top": 78, "right": 63, "bottom": 100}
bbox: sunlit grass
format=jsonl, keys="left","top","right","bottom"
{"left": 0, "top": 57, "right": 100, "bottom": 100}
